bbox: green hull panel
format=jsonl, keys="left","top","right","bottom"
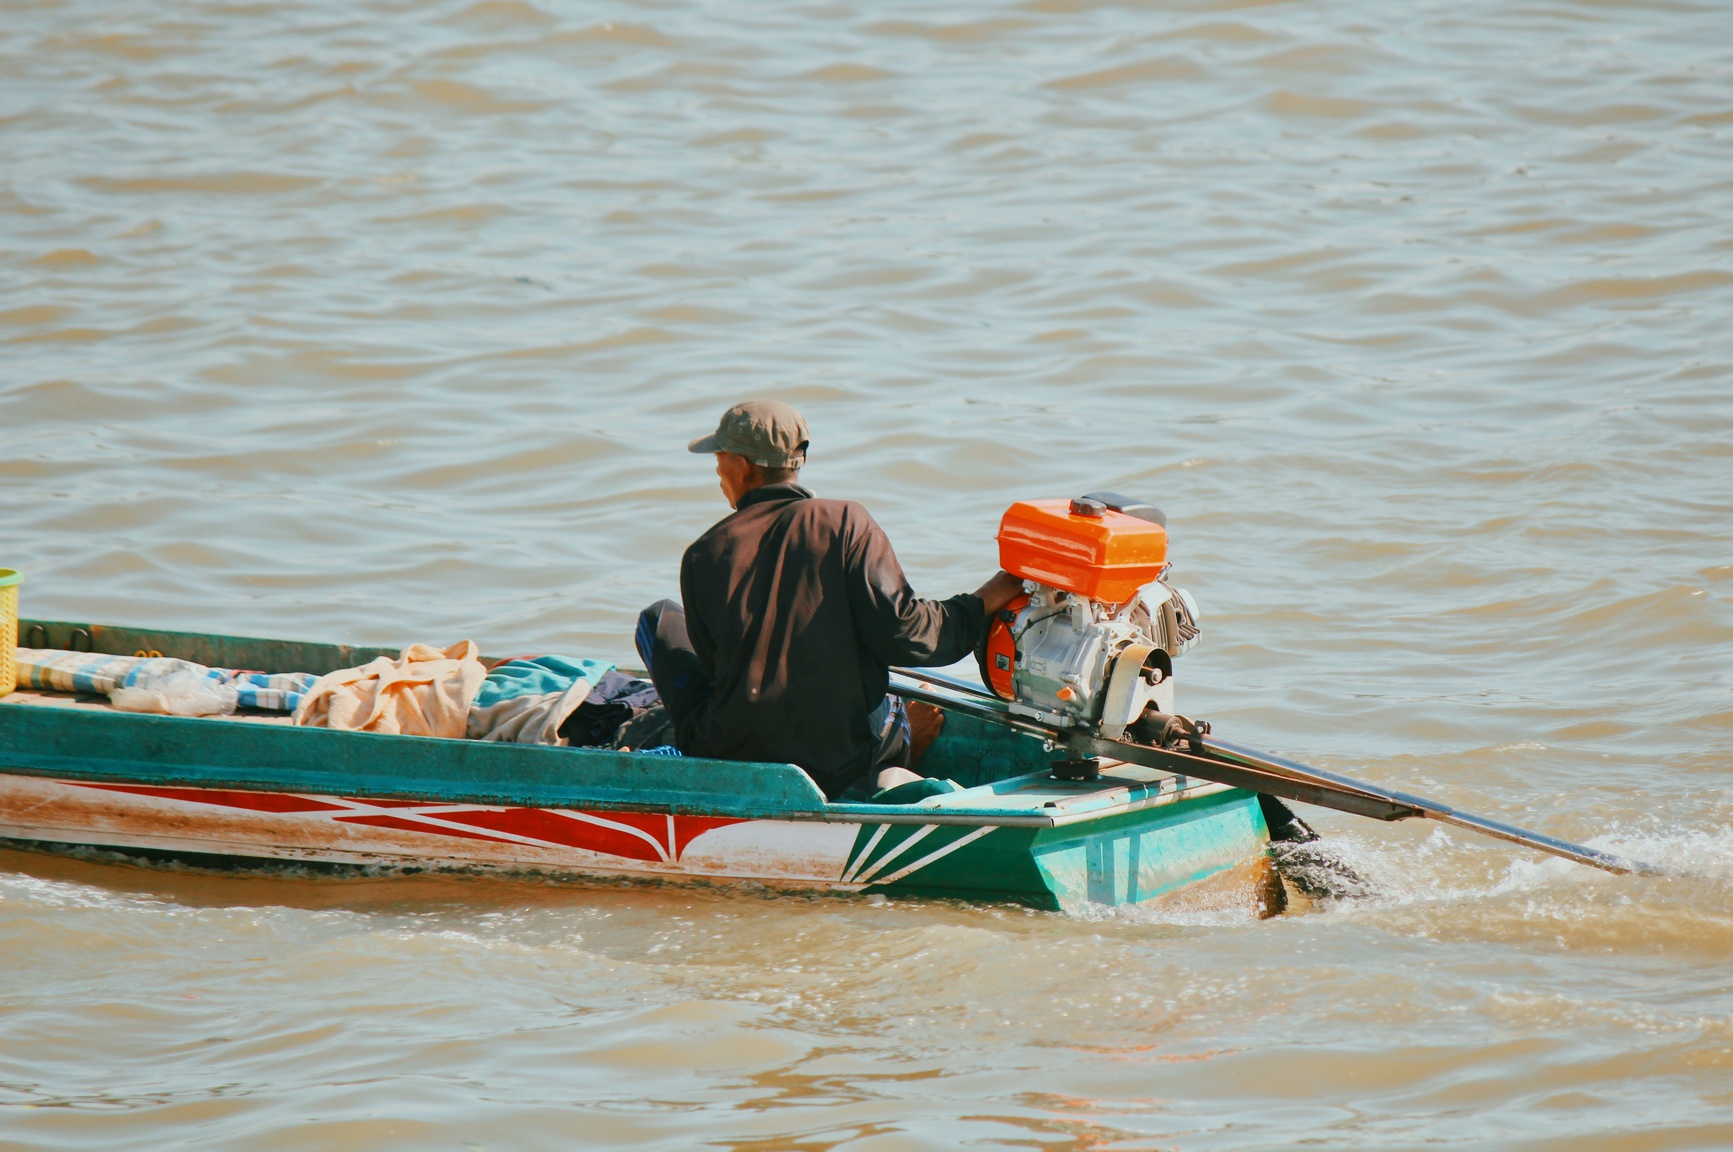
{"left": 853, "top": 790, "right": 1268, "bottom": 910}
{"left": 1029, "top": 789, "right": 1268, "bottom": 908}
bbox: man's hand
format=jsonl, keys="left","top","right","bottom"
{"left": 974, "top": 570, "right": 1025, "bottom": 616}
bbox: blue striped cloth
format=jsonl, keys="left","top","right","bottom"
{"left": 16, "top": 648, "right": 317, "bottom": 713}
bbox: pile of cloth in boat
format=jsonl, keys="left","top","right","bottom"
{"left": 17, "top": 642, "right": 674, "bottom": 752}
{"left": 14, "top": 647, "right": 316, "bottom": 714}
{"left": 292, "top": 640, "right": 673, "bottom": 751}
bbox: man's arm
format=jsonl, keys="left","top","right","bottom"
{"left": 974, "top": 570, "right": 1024, "bottom": 616}
{"left": 844, "top": 508, "right": 991, "bottom": 668}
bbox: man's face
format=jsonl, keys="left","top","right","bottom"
{"left": 715, "top": 452, "right": 754, "bottom": 508}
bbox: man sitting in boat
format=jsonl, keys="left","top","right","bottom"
{"left": 637, "top": 400, "right": 1024, "bottom": 801}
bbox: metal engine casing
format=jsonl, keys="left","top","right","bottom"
{"left": 1006, "top": 581, "right": 1200, "bottom": 738}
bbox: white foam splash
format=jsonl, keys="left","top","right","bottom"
{"left": 1293, "top": 814, "right": 1733, "bottom": 921}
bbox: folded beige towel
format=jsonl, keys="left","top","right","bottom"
{"left": 293, "top": 640, "right": 486, "bottom": 739}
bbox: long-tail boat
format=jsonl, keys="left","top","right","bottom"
{"left": 0, "top": 619, "right": 1283, "bottom": 913}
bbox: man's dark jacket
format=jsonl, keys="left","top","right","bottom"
{"left": 677, "top": 482, "right": 984, "bottom": 796}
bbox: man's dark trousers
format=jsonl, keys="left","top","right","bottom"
{"left": 635, "top": 599, "right": 711, "bottom": 730}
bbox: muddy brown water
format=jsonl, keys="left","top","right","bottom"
{"left": 3, "top": 0, "right": 1732, "bottom": 1147}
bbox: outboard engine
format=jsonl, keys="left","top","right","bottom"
{"left": 978, "top": 492, "right": 1201, "bottom": 740}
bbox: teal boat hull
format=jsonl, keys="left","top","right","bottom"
{"left": 0, "top": 620, "right": 1273, "bottom": 912}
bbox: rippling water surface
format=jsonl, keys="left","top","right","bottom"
{"left": 4, "top": 0, "right": 1732, "bottom": 1147}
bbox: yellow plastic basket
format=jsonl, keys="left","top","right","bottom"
{"left": 0, "top": 569, "right": 21, "bottom": 697}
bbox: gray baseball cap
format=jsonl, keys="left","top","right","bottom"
{"left": 687, "top": 400, "right": 810, "bottom": 469}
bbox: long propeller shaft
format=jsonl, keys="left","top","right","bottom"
{"left": 888, "top": 669, "right": 1659, "bottom": 877}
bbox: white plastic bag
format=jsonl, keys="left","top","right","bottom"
{"left": 111, "top": 670, "right": 238, "bottom": 717}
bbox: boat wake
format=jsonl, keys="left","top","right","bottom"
{"left": 1268, "top": 814, "right": 1733, "bottom": 954}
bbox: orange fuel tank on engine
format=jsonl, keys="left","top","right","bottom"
{"left": 997, "top": 498, "right": 1169, "bottom": 604}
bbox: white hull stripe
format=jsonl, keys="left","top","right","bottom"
{"left": 851, "top": 823, "right": 938, "bottom": 886}
{"left": 840, "top": 822, "right": 891, "bottom": 884}
{"left": 867, "top": 826, "right": 997, "bottom": 888}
